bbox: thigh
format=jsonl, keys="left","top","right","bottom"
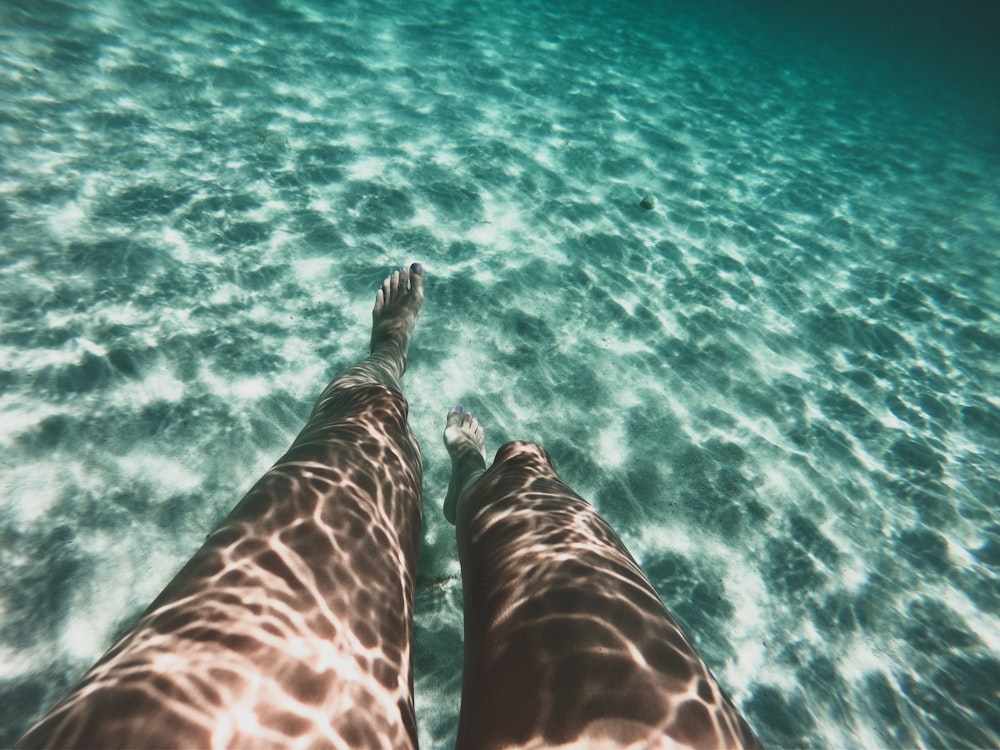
{"left": 455, "top": 441, "right": 759, "bottom": 750}
{"left": 19, "top": 384, "right": 423, "bottom": 750}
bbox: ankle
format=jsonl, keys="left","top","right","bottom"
{"left": 457, "top": 451, "right": 487, "bottom": 476}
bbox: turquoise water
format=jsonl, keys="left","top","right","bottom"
{"left": 1, "top": 0, "right": 998, "bottom": 747}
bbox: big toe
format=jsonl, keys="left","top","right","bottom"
{"left": 408, "top": 262, "right": 424, "bottom": 298}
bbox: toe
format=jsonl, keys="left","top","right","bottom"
{"left": 408, "top": 263, "right": 424, "bottom": 294}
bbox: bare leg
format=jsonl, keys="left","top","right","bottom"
{"left": 443, "top": 411, "right": 761, "bottom": 750}
{"left": 18, "top": 264, "right": 425, "bottom": 750}
{"left": 442, "top": 406, "right": 486, "bottom": 525}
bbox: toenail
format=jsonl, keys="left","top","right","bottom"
{"left": 455, "top": 405, "right": 463, "bottom": 413}
{"left": 410, "top": 262, "right": 423, "bottom": 274}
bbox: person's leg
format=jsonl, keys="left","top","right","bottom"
{"left": 18, "top": 264, "right": 425, "bottom": 750}
{"left": 443, "top": 407, "right": 762, "bottom": 750}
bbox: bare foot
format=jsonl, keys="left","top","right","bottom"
{"left": 370, "top": 262, "right": 424, "bottom": 363}
{"left": 443, "top": 406, "right": 487, "bottom": 525}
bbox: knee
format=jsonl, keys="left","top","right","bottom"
{"left": 494, "top": 440, "right": 556, "bottom": 471}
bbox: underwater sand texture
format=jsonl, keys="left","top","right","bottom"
{"left": 1, "top": 0, "right": 998, "bottom": 747}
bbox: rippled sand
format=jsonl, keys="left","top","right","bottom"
{"left": 1, "top": 1, "right": 998, "bottom": 747}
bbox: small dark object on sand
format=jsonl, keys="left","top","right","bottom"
{"left": 640, "top": 195, "right": 656, "bottom": 210}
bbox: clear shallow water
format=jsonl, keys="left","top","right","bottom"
{"left": 1, "top": 0, "right": 998, "bottom": 747}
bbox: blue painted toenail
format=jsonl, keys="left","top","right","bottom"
{"left": 411, "top": 262, "right": 423, "bottom": 274}
{"left": 455, "top": 405, "right": 463, "bottom": 413}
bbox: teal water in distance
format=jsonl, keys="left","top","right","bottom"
{"left": 1, "top": 1, "right": 998, "bottom": 747}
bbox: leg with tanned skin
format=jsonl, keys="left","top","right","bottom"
{"left": 18, "top": 264, "right": 426, "bottom": 750}
{"left": 443, "top": 408, "right": 762, "bottom": 750}
{"left": 443, "top": 407, "right": 486, "bottom": 525}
